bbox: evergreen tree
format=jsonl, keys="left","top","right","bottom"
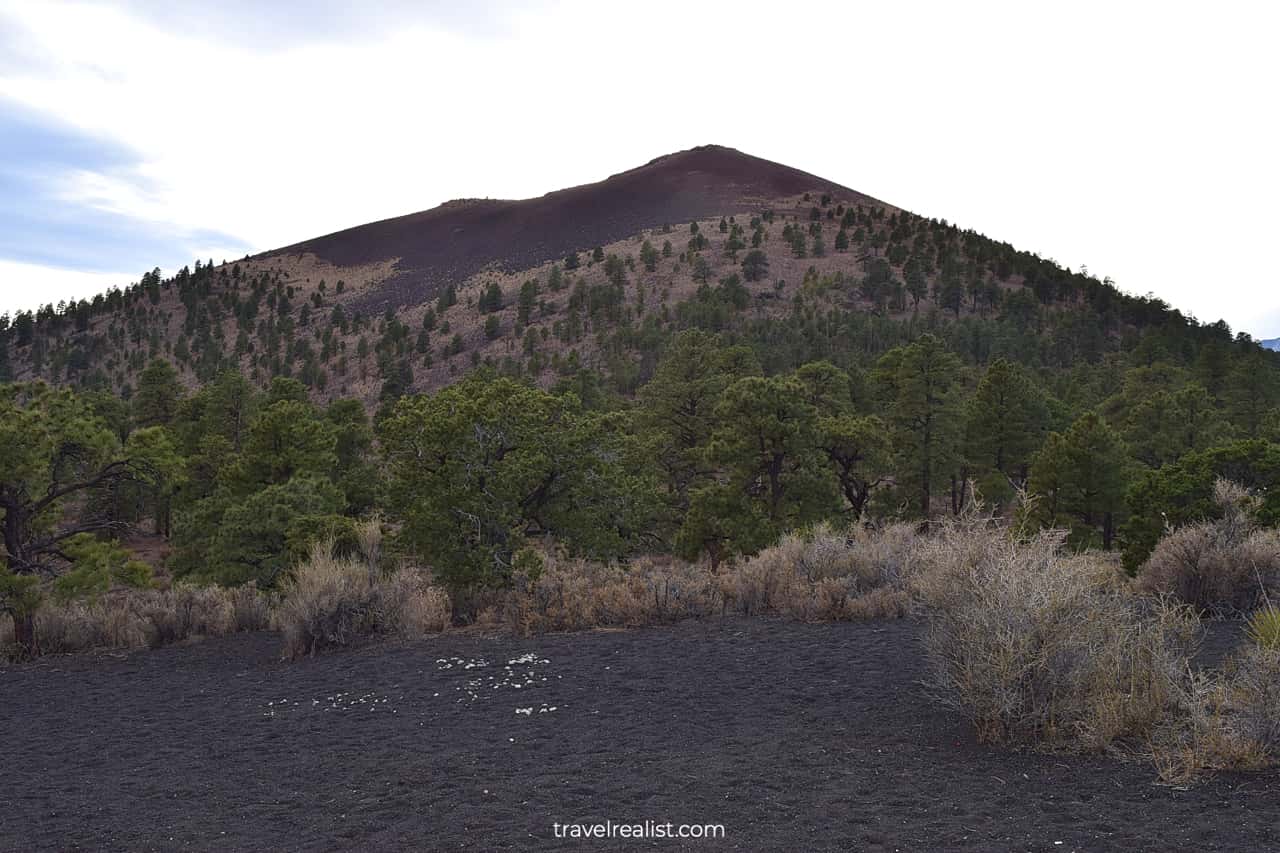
{"left": 1028, "top": 411, "right": 1129, "bottom": 549}
{"left": 741, "top": 250, "right": 770, "bottom": 283}
{"left": 964, "top": 359, "right": 1051, "bottom": 503}
{"left": 876, "top": 335, "right": 962, "bottom": 519}
{"left": 133, "top": 359, "right": 183, "bottom": 428}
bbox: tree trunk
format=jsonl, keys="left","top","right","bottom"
{"left": 12, "top": 611, "right": 36, "bottom": 658}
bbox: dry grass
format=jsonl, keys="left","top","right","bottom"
{"left": 1148, "top": 643, "right": 1280, "bottom": 783}
{"left": 275, "top": 538, "right": 450, "bottom": 659}
{"left": 10, "top": 508, "right": 1280, "bottom": 785}
{"left": 919, "top": 522, "right": 1198, "bottom": 750}
{"left": 502, "top": 523, "right": 915, "bottom": 635}
{"left": 504, "top": 555, "right": 720, "bottom": 634}
{"left": 1137, "top": 479, "right": 1280, "bottom": 616}
{"left": 1223, "top": 645, "right": 1280, "bottom": 759}
{"left": 910, "top": 512, "right": 1280, "bottom": 781}
{"left": 721, "top": 522, "right": 915, "bottom": 621}
{"left": 1, "top": 583, "right": 271, "bottom": 659}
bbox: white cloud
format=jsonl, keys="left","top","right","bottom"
{"left": 1, "top": 0, "right": 1277, "bottom": 334}
{"left": 0, "top": 258, "right": 136, "bottom": 313}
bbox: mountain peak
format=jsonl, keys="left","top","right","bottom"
{"left": 268, "top": 146, "right": 876, "bottom": 310}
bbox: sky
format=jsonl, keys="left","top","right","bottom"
{"left": 1, "top": 0, "right": 1277, "bottom": 336}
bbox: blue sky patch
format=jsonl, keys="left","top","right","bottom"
{"left": 0, "top": 100, "right": 249, "bottom": 274}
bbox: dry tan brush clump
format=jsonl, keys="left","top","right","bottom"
{"left": 919, "top": 523, "right": 1195, "bottom": 750}
{"left": 916, "top": 517, "right": 1280, "bottom": 781}
{"left": 503, "top": 522, "right": 917, "bottom": 635}
{"left": 503, "top": 554, "right": 721, "bottom": 634}
{"left": 274, "top": 539, "right": 450, "bottom": 659}
{"left": 0, "top": 583, "right": 271, "bottom": 659}
{"left": 720, "top": 522, "right": 915, "bottom": 621}
{"left": 1137, "top": 479, "right": 1280, "bottom": 616}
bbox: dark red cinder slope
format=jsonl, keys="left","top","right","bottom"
{"left": 265, "top": 145, "right": 876, "bottom": 311}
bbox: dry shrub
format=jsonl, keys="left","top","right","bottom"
{"left": 904, "top": 514, "right": 1040, "bottom": 610}
{"left": 29, "top": 598, "right": 148, "bottom": 654}
{"left": 922, "top": 523, "right": 1199, "bottom": 750}
{"left": 276, "top": 541, "right": 449, "bottom": 659}
{"left": 1, "top": 583, "right": 272, "bottom": 659}
{"left": 1149, "top": 643, "right": 1280, "bottom": 782}
{"left": 1224, "top": 645, "right": 1280, "bottom": 759}
{"left": 502, "top": 523, "right": 917, "bottom": 634}
{"left": 504, "top": 555, "right": 719, "bottom": 635}
{"left": 229, "top": 583, "right": 273, "bottom": 633}
{"left": 722, "top": 521, "right": 918, "bottom": 621}
{"left": 380, "top": 569, "right": 451, "bottom": 636}
{"left": 1137, "top": 479, "right": 1280, "bottom": 616}
{"left": 845, "top": 585, "right": 911, "bottom": 620}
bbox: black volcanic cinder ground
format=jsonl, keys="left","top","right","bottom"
{"left": 267, "top": 145, "right": 876, "bottom": 312}
{"left": 3, "top": 618, "right": 1276, "bottom": 852}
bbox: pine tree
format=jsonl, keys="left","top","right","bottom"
{"left": 876, "top": 335, "right": 962, "bottom": 519}
{"left": 1028, "top": 411, "right": 1130, "bottom": 549}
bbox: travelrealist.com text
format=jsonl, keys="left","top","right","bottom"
{"left": 552, "top": 820, "right": 726, "bottom": 840}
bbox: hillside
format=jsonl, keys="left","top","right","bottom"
{"left": 272, "top": 144, "right": 876, "bottom": 314}
{"left": 0, "top": 143, "right": 1273, "bottom": 414}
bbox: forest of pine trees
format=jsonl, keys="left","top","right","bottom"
{"left": 3, "top": 197, "right": 1280, "bottom": 640}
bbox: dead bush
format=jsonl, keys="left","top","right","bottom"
{"left": 29, "top": 599, "right": 148, "bottom": 654}
{"left": 845, "top": 585, "right": 911, "bottom": 620}
{"left": 721, "top": 521, "right": 918, "bottom": 621}
{"left": 923, "top": 525, "right": 1199, "bottom": 750}
{"left": 1222, "top": 645, "right": 1280, "bottom": 759}
{"left": 276, "top": 541, "right": 449, "bottom": 659}
{"left": 1137, "top": 479, "right": 1280, "bottom": 616}
{"left": 505, "top": 555, "right": 719, "bottom": 634}
{"left": 1147, "top": 641, "right": 1280, "bottom": 782}
{"left": 230, "top": 583, "right": 273, "bottom": 632}
{"left": 1, "top": 583, "right": 272, "bottom": 660}
{"left": 380, "top": 569, "right": 451, "bottom": 636}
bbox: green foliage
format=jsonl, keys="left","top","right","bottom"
{"left": 692, "top": 374, "right": 837, "bottom": 551}
{"left": 133, "top": 358, "right": 183, "bottom": 428}
{"left": 1247, "top": 606, "right": 1280, "bottom": 649}
{"left": 964, "top": 358, "right": 1052, "bottom": 503}
{"left": 7, "top": 191, "right": 1280, "bottom": 610}
{"left": 233, "top": 399, "right": 338, "bottom": 490}
{"left": 741, "top": 249, "right": 769, "bottom": 282}
{"left": 691, "top": 255, "right": 711, "bottom": 284}
{"left": 817, "top": 412, "right": 890, "bottom": 518}
{"left": 51, "top": 534, "right": 153, "bottom": 603}
{"left": 1028, "top": 412, "right": 1130, "bottom": 549}
{"left": 478, "top": 281, "right": 504, "bottom": 314}
{"left": 165, "top": 377, "right": 375, "bottom": 586}
{"left": 437, "top": 283, "right": 458, "bottom": 312}
{"left": 517, "top": 279, "right": 539, "bottom": 325}
{"left": 640, "top": 240, "right": 659, "bottom": 272}
{"left": 1119, "top": 384, "right": 1226, "bottom": 469}
{"left": 381, "top": 375, "right": 649, "bottom": 592}
{"left": 122, "top": 425, "right": 184, "bottom": 535}
{"left": 1226, "top": 350, "right": 1280, "bottom": 437}
{"left": 203, "top": 475, "right": 347, "bottom": 586}
{"left": 0, "top": 383, "right": 129, "bottom": 573}
{"left": 637, "top": 330, "right": 759, "bottom": 504}
{"left": 875, "top": 335, "right": 963, "bottom": 518}
{"left": 1121, "top": 439, "right": 1280, "bottom": 571}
